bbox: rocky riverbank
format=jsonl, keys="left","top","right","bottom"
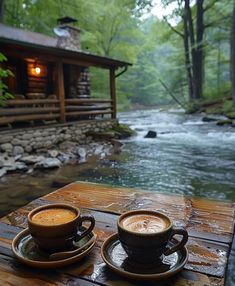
{"left": 0, "top": 140, "right": 120, "bottom": 178}
{"left": 0, "top": 120, "right": 135, "bottom": 179}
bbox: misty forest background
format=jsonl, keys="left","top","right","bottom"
{"left": 0, "top": 0, "right": 234, "bottom": 114}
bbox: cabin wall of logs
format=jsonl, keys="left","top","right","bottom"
{"left": 0, "top": 54, "right": 116, "bottom": 129}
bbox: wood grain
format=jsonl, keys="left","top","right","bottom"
{"left": 0, "top": 181, "right": 234, "bottom": 286}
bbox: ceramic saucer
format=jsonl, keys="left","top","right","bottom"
{"left": 101, "top": 233, "right": 188, "bottom": 281}
{"left": 12, "top": 227, "right": 96, "bottom": 268}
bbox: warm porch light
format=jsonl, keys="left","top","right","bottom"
{"left": 35, "top": 66, "right": 41, "bottom": 74}
{"left": 33, "top": 59, "right": 41, "bottom": 75}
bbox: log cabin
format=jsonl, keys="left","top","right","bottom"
{"left": 0, "top": 17, "right": 131, "bottom": 129}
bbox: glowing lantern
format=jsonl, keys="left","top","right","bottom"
{"left": 35, "top": 65, "right": 41, "bottom": 75}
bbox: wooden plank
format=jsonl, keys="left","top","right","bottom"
{"left": 56, "top": 61, "right": 66, "bottom": 123}
{"left": 0, "top": 252, "right": 224, "bottom": 286}
{"left": 42, "top": 182, "right": 235, "bottom": 244}
{"left": 0, "top": 107, "right": 60, "bottom": 116}
{"left": 0, "top": 182, "right": 233, "bottom": 285}
{"left": 0, "top": 113, "right": 60, "bottom": 125}
{"left": 65, "top": 105, "right": 111, "bottom": 111}
{"left": 0, "top": 206, "right": 230, "bottom": 278}
{"left": 28, "top": 82, "right": 47, "bottom": 88}
{"left": 66, "top": 110, "right": 112, "bottom": 117}
{"left": 0, "top": 254, "right": 97, "bottom": 286}
{"left": 110, "top": 68, "right": 116, "bottom": 119}
{"left": 6, "top": 99, "right": 59, "bottom": 106}
{"left": 65, "top": 99, "right": 112, "bottom": 104}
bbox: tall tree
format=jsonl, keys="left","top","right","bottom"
{"left": 163, "top": 0, "right": 218, "bottom": 101}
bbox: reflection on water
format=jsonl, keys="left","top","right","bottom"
{"left": 0, "top": 109, "right": 234, "bottom": 285}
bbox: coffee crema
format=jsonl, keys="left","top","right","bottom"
{"left": 32, "top": 208, "right": 76, "bottom": 226}
{"left": 120, "top": 214, "right": 169, "bottom": 233}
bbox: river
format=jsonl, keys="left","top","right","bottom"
{"left": 0, "top": 108, "right": 234, "bottom": 284}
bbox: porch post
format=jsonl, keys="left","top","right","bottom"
{"left": 109, "top": 68, "right": 116, "bottom": 119}
{"left": 57, "top": 60, "right": 66, "bottom": 123}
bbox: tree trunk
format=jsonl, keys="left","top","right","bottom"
{"left": 184, "top": 0, "right": 204, "bottom": 101}
{"left": 0, "top": 0, "right": 4, "bottom": 23}
{"left": 185, "top": 0, "right": 196, "bottom": 100}
{"left": 194, "top": 0, "right": 204, "bottom": 100}
{"left": 231, "top": 0, "right": 235, "bottom": 109}
{"left": 183, "top": 8, "right": 194, "bottom": 101}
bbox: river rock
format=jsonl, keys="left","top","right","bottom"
{"left": 35, "top": 158, "right": 62, "bottom": 169}
{"left": 5, "top": 161, "right": 28, "bottom": 171}
{"left": 77, "top": 147, "right": 87, "bottom": 163}
{"left": 59, "top": 141, "right": 77, "bottom": 151}
{"left": 57, "top": 152, "right": 69, "bottom": 163}
{"left": 2, "top": 157, "right": 15, "bottom": 167}
{"left": 25, "top": 145, "right": 33, "bottom": 153}
{"left": 202, "top": 115, "right": 227, "bottom": 122}
{"left": 1, "top": 143, "right": 13, "bottom": 153}
{"left": 20, "top": 155, "right": 45, "bottom": 164}
{"left": 0, "top": 135, "right": 13, "bottom": 144}
{"left": 144, "top": 131, "right": 157, "bottom": 138}
{"left": 48, "top": 150, "right": 59, "bottom": 158}
{"left": 13, "top": 146, "right": 24, "bottom": 156}
{"left": 216, "top": 119, "right": 233, "bottom": 126}
{"left": 0, "top": 168, "right": 7, "bottom": 178}
{"left": 22, "top": 133, "right": 32, "bottom": 140}
{"left": 94, "top": 145, "right": 103, "bottom": 155}
{"left": 110, "top": 139, "right": 123, "bottom": 154}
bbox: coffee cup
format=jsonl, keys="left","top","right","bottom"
{"left": 117, "top": 209, "right": 188, "bottom": 265}
{"left": 28, "top": 203, "right": 95, "bottom": 252}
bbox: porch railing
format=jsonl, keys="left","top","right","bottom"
{"left": 0, "top": 98, "right": 113, "bottom": 127}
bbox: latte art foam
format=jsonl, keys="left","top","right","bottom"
{"left": 121, "top": 214, "right": 168, "bottom": 233}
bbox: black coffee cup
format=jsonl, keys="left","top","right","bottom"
{"left": 117, "top": 209, "right": 188, "bottom": 265}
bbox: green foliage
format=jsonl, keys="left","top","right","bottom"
{"left": 222, "top": 99, "right": 233, "bottom": 114}
{"left": 0, "top": 53, "right": 14, "bottom": 107}
{"left": 111, "top": 123, "right": 136, "bottom": 138}
{"left": 1, "top": 0, "right": 233, "bottom": 111}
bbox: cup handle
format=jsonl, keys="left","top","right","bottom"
{"left": 75, "top": 214, "right": 95, "bottom": 242}
{"left": 163, "top": 227, "right": 188, "bottom": 256}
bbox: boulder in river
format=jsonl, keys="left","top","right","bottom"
{"left": 35, "top": 158, "right": 62, "bottom": 169}
{"left": 144, "top": 130, "right": 157, "bottom": 138}
{"left": 216, "top": 119, "right": 233, "bottom": 126}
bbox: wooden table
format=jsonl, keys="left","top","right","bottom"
{"left": 0, "top": 181, "right": 234, "bottom": 286}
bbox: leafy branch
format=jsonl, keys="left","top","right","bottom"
{"left": 0, "top": 53, "right": 14, "bottom": 107}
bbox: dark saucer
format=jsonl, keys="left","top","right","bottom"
{"left": 12, "top": 227, "right": 96, "bottom": 268}
{"left": 101, "top": 233, "right": 188, "bottom": 281}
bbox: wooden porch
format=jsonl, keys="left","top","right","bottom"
{"left": 0, "top": 98, "right": 113, "bottom": 126}
{"left": 0, "top": 25, "right": 131, "bottom": 128}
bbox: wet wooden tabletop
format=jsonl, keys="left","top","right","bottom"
{"left": 0, "top": 181, "right": 234, "bottom": 286}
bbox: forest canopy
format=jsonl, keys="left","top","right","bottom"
{"left": 0, "top": 0, "right": 234, "bottom": 112}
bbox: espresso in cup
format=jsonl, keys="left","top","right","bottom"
{"left": 28, "top": 203, "right": 95, "bottom": 252}
{"left": 118, "top": 210, "right": 188, "bottom": 265}
{"left": 120, "top": 214, "right": 170, "bottom": 234}
{"left": 31, "top": 208, "right": 76, "bottom": 225}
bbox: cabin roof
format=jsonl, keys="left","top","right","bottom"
{"left": 0, "top": 23, "right": 131, "bottom": 69}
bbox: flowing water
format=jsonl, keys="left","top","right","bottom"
{"left": 0, "top": 108, "right": 234, "bottom": 284}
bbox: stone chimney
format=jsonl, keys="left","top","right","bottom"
{"left": 55, "top": 16, "right": 81, "bottom": 52}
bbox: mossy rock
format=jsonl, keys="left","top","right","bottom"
{"left": 111, "top": 124, "right": 136, "bottom": 139}
{"left": 225, "top": 112, "right": 235, "bottom": 119}
{"left": 216, "top": 119, "right": 233, "bottom": 126}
